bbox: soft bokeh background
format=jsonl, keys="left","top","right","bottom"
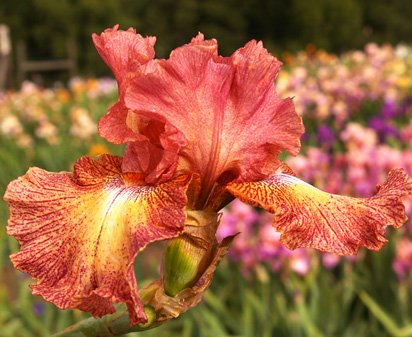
{"left": 1, "top": 1, "right": 412, "bottom": 336}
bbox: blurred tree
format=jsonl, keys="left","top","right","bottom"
{"left": 73, "top": 0, "right": 124, "bottom": 76}
{"left": 244, "top": 0, "right": 363, "bottom": 54}
{"left": 124, "top": 0, "right": 199, "bottom": 57}
{"left": 30, "top": 0, "right": 76, "bottom": 58}
{"left": 361, "top": 0, "right": 412, "bottom": 45}
{"left": 126, "top": 0, "right": 247, "bottom": 57}
{"left": 1, "top": 0, "right": 412, "bottom": 79}
{"left": 197, "top": 0, "right": 247, "bottom": 55}
{"left": 0, "top": 0, "right": 75, "bottom": 58}
{"left": 244, "top": 0, "right": 291, "bottom": 48}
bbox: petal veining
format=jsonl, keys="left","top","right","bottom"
{"left": 93, "top": 26, "right": 156, "bottom": 145}
{"left": 227, "top": 168, "right": 412, "bottom": 255}
{"left": 4, "top": 154, "right": 190, "bottom": 325}
{"left": 120, "top": 33, "right": 304, "bottom": 200}
{"left": 92, "top": 25, "right": 156, "bottom": 93}
{"left": 93, "top": 28, "right": 186, "bottom": 183}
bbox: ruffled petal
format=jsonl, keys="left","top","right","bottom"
{"left": 227, "top": 168, "right": 412, "bottom": 255}
{"left": 93, "top": 26, "right": 156, "bottom": 145}
{"left": 4, "top": 154, "right": 190, "bottom": 325}
{"left": 92, "top": 25, "right": 155, "bottom": 92}
{"left": 97, "top": 101, "right": 144, "bottom": 144}
{"left": 93, "top": 27, "right": 186, "bottom": 183}
{"left": 123, "top": 34, "right": 304, "bottom": 200}
{"left": 121, "top": 120, "right": 187, "bottom": 184}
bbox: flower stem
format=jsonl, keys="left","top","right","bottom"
{"left": 50, "top": 305, "right": 158, "bottom": 337}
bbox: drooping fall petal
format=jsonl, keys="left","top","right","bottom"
{"left": 4, "top": 154, "right": 191, "bottom": 325}
{"left": 227, "top": 168, "right": 412, "bottom": 255}
{"left": 118, "top": 32, "right": 304, "bottom": 201}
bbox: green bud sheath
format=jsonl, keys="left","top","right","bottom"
{"left": 163, "top": 210, "right": 218, "bottom": 297}
{"left": 164, "top": 236, "right": 207, "bottom": 296}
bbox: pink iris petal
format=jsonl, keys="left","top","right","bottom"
{"left": 98, "top": 31, "right": 304, "bottom": 199}
{"left": 93, "top": 27, "right": 185, "bottom": 183}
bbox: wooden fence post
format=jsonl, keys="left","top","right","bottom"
{"left": 16, "top": 38, "right": 77, "bottom": 86}
{"left": 0, "top": 24, "right": 11, "bottom": 92}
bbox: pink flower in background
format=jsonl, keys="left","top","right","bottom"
{"left": 341, "top": 123, "right": 378, "bottom": 150}
{"left": 322, "top": 253, "right": 341, "bottom": 269}
{"left": 393, "top": 238, "right": 412, "bottom": 279}
{"left": 288, "top": 249, "right": 311, "bottom": 275}
{"left": 400, "top": 121, "right": 412, "bottom": 143}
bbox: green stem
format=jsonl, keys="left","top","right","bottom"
{"left": 50, "top": 305, "right": 159, "bottom": 337}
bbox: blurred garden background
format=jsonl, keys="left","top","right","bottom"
{"left": 1, "top": 1, "right": 412, "bottom": 336}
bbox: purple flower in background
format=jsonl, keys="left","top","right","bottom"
{"left": 287, "top": 248, "right": 311, "bottom": 275}
{"left": 33, "top": 302, "right": 45, "bottom": 316}
{"left": 317, "top": 124, "right": 336, "bottom": 148}
{"left": 258, "top": 224, "right": 285, "bottom": 260}
{"left": 369, "top": 116, "right": 399, "bottom": 142}
{"left": 355, "top": 180, "right": 375, "bottom": 198}
{"left": 230, "top": 200, "right": 259, "bottom": 227}
{"left": 400, "top": 95, "right": 412, "bottom": 118}
{"left": 380, "top": 99, "right": 398, "bottom": 119}
{"left": 301, "top": 131, "right": 310, "bottom": 143}
{"left": 216, "top": 211, "right": 238, "bottom": 241}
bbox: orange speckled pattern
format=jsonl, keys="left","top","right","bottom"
{"left": 227, "top": 168, "right": 412, "bottom": 255}
{"left": 4, "top": 154, "right": 191, "bottom": 325}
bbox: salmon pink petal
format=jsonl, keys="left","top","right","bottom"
{"left": 98, "top": 101, "right": 144, "bottom": 144}
{"left": 93, "top": 27, "right": 185, "bottom": 183}
{"left": 4, "top": 154, "right": 191, "bottom": 325}
{"left": 92, "top": 25, "right": 155, "bottom": 93}
{"left": 124, "top": 34, "right": 304, "bottom": 201}
{"left": 227, "top": 168, "right": 412, "bottom": 255}
{"left": 121, "top": 118, "right": 187, "bottom": 184}
{"left": 93, "top": 26, "right": 155, "bottom": 145}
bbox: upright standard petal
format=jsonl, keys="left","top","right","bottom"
{"left": 121, "top": 120, "right": 187, "bottom": 184}
{"left": 92, "top": 25, "right": 155, "bottom": 93}
{"left": 227, "top": 168, "right": 412, "bottom": 255}
{"left": 123, "top": 34, "right": 304, "bottom": 201}
{"left": 5, "top": 155, "right": 190, "bottom": 325}
{"left": 93, "top": 27, "right": 184, "bottom": 183}
{"left": 93, "top": 26, "right": 156, "bottom": 145}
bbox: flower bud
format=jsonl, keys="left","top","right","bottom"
{"left": 163, "top": 210, "right": 218, "bottom": 297}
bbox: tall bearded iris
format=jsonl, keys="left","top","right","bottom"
{"left": 4, "top": 26, "right": 412, "bottom": 328}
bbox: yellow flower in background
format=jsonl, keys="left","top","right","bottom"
{"left": 70, "top": 107, "right": 97, "bottom": 139}
{"left": 56, "top": 89, "right": 71, "bottom": 104}
{"left": 89, "top": 143, "right": 110, "bottom": 157}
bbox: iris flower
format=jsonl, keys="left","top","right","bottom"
{"left": 4, "top": 26, "right": 412, "bottom": 327}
